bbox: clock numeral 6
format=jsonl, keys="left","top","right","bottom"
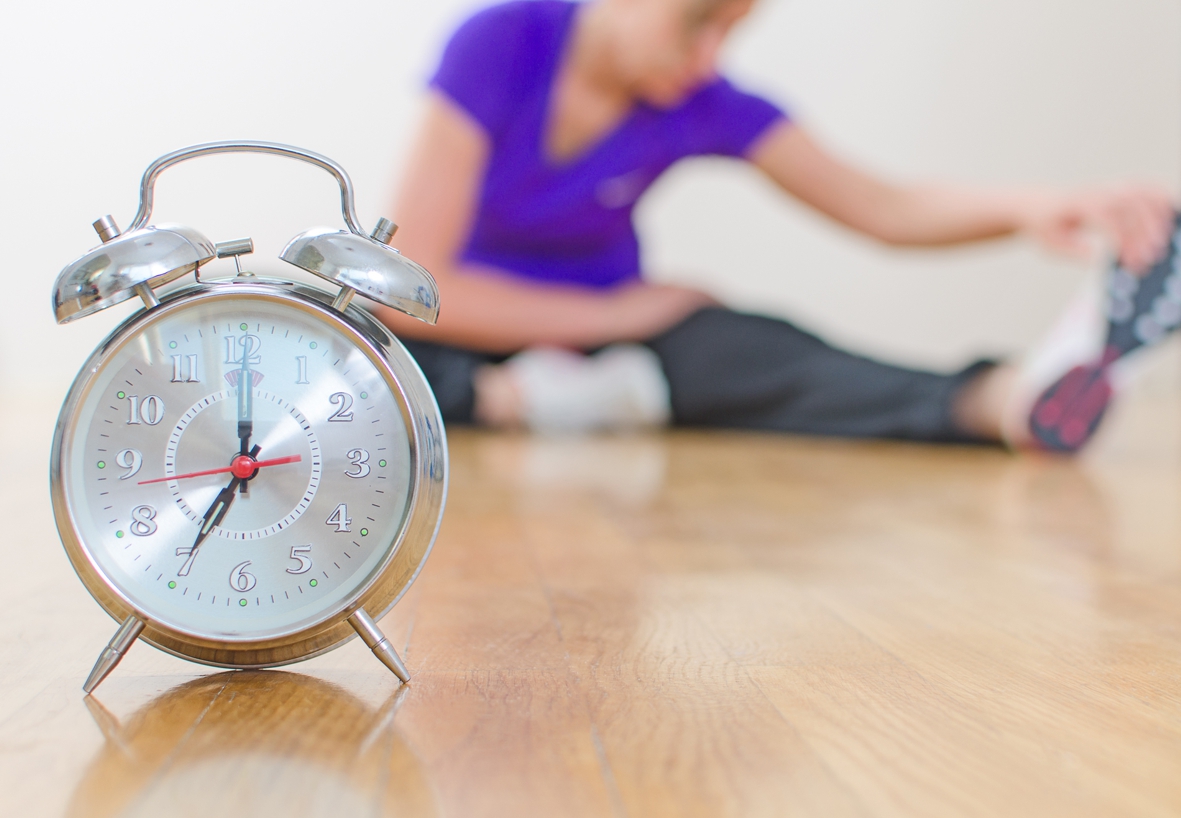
{"left": 327, "top": 392, "right": 354, "bottom": 422}
{"left": 115, "top": 449, "right": 142, "bottom": 480}
{"left": 326, "top": 503, "right": 351, "bottom": 532}
{"left": 230, "top": 560, "right": 257, "bottom": 592}
{"left": 345, "top": 448, "right": 370, "bottom": 478}
{"left": 286, "top": 545, "right": 313, "bottom": 575}
{"left": 127, "top": 395, "right": 165, "bottom": 426}
{"left": 129, "top": 505, "right": 157, "bottom": 537}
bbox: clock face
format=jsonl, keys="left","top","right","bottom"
{"left": 59, "top": 291, "right": 415, "bottom": 641}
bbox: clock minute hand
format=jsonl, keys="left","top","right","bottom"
{"left": 176, "top": 443, "right": 260, "bottom": 577}
{"left": 137, "top": 454, "right": 302, "bottom": 486}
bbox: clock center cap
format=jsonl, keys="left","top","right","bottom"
{"left": 230, "top": 454, "right": 259, "bottom": 480}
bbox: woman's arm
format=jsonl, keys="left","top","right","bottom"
{"left": 375, "top": 92, "right": 713, "bottom": 353}
{"left": 749, "top": 122, "right": 1174, "bottom": 271}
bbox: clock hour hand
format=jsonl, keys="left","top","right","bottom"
{"left": 236, "top": 350, "right": 254, "bottom": 494}
{"left": 237, "top": 350, "right": 253, "bottom": 455}
{"left": 176, "top": 444, "right": 260, "bottom": 576}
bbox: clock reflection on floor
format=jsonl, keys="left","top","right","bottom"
{"left": 69, "top": 673, "right": 435, "bottom": 818}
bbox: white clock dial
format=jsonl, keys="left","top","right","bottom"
{"left": 61, "top": 295, "right": 415, "bottom": 641}
{"left": 163, "top": 390, "right": 323, "bottom": 540}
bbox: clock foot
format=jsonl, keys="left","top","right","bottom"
{"left": 83, "top": 615, "right": 145, "bottom": 694}
{"left": 348, "top": 609, "right": 410, "bottom": 683}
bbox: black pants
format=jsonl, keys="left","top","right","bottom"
{"left": 400, "top": 307, "right": 995, "bottom": 444}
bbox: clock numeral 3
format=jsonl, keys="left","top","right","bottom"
{"left": 127, "top": 395, "right": 165, "bottom": 426}
{"left": 129, "top": 505, "right": 157, "bottom": 537}
{"left": 345, "top": 448, "right": 370, "bottom": 478}
{"left": 230, "top": 560, "right": 257, "bottom": 592}
{"left": 328, "top": 392, "right": 353, "bottom": 422}
{"left": 286, "top": 545, "right": 313, "bottom": 574}
{"left": 171, "top": 354, "right": 200, "bottom": 383}
{"left": 326, "top": 503, "right": 351, "bottom": 532}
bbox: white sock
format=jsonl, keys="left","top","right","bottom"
{"left": 505, "top": 344, "right": 671, "bottom": 434}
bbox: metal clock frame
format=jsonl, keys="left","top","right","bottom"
{"left": 51, "top": 282, "right": 448, "bottom": 675}
{"left": 50, "top": 140, "right": 450, "bottom": 693}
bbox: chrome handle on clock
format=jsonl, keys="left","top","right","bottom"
{"left": 53, "top": 140, "right": 440, "bottom": 326}
{"left": 127, "top": 141, "right": 367, "bottom": 235}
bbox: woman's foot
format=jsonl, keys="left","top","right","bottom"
{"left": 1012, "top": 212, "right": 1181, "bottom": 451}
{"left": 473, "top": 344, "right": 672, "bottom": 433}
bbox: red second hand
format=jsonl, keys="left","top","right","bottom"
{"left": 138, "top": 454, "right": 303, "bottom": 486}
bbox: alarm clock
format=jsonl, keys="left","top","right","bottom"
{"left": 49, "top": 141, "right": 447, "bottom": 694}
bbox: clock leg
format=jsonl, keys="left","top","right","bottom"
{"left": 348, "top": 609, "right": 410, "bottom": 683}
{"left": 83, "top": 615, "right": 145, "bottom": 695}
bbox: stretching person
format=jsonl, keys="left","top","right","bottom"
{"left": 377, "top": 0, "right": 1179, "bottom": 450}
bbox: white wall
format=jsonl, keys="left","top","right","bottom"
{"left": 644, "top": 0, "right": 1181, "bottom": 368}
{"left": 1, "top": 0, "right": 1178, "bottom": 399}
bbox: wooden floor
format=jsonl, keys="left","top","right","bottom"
{"left": 3, "top": 381, "right": 1181, "bottom": 817}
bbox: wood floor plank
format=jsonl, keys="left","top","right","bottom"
{"left": 5, "top": 388, "right": 1181, "bottom": 816}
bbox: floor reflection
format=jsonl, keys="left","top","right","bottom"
{"left": 69, "top": 671, "right": 436, "bottom": 818}
{"left": 472, "top": 433, "right": 668, "bottom": 506}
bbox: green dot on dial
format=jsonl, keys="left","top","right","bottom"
{"left": 240, "top": 322, "right": 249, "bottom": 331}
{"left": 360, "top": 528, "right": 368, "bottom": 537}
{"left": 116, "top": 391, "right": 125, "bottom": 399}
{"left": 360, "top": 391, "right": 368, "bottom": 399}
{"left": 168, "top": 341, "right": 177, "bottom": 349}
{"left": 378, "top": 460, "right": 386, "bottom": 468}
{"left": 309, "top": 341, "right": 318, "bottom": 350}
{"left": 309, "top": 579, "right": 318, "bottom": 587}
{"left": 97, "top": 461, "right": 106, "bottom": 469}
{"left": 168, "top": 581, "right": 176, "bottom": 589}
{"left": 115, "top": 530, "right": 124, "bottom": 539}
{"left": 239, "top": 598, "right": 248, "bottom": 606}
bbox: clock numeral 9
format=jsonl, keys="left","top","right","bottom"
{"left": 286, "top": 545, "right": 313, "bottom": 574}
{"left": 328, "top": 392, "right": 354, "bottom": 422}
{"left": 115, "top": 449, "right": 142, "bottom": 480}
{"left": 127, "top": 395, "right": 165, "bottom": 426}
{"left": 129, "top": 505, "right": 157, "bottom": 537}
{"left": 230, "top": 560, "right": 257, "bottom": 592}
{"left": 326, "top": 503, "right": 351, "bottom": 532}
{"left": 345, "top": 448, "right": 370, "bottom": 478}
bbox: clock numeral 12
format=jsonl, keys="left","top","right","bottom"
{"left": 225, "top": 334, "right": 262, "bottom": 365}
{"left": 171, "top": 354, "right": 200, "bottom": 383}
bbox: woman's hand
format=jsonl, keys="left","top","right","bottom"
{"left": 605, "top": 282, "right": 719, "bottom": 341}
{"left": 1018, "top": 186, "right": 1175, "bottom": 273}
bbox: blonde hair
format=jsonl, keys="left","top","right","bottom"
{"left": 687, "top": 0, "right": 753, "bottom": 26}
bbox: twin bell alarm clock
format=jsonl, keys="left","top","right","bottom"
{"left": 49, "top": 141, "right": 447, "bottom": 693}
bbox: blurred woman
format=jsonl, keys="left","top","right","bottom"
{"left": 377, "top": 0, "right": 1178, "bottom": 450}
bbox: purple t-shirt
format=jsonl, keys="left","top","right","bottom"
{"left": 431, "top": 0, "right": 788, "bottom": 289}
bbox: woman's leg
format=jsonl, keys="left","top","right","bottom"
{"left": 398, "top": 338, "right": 495, "bottom": 424}
{"left": 644, "top": 307, "right": 999, "bottom": 444}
